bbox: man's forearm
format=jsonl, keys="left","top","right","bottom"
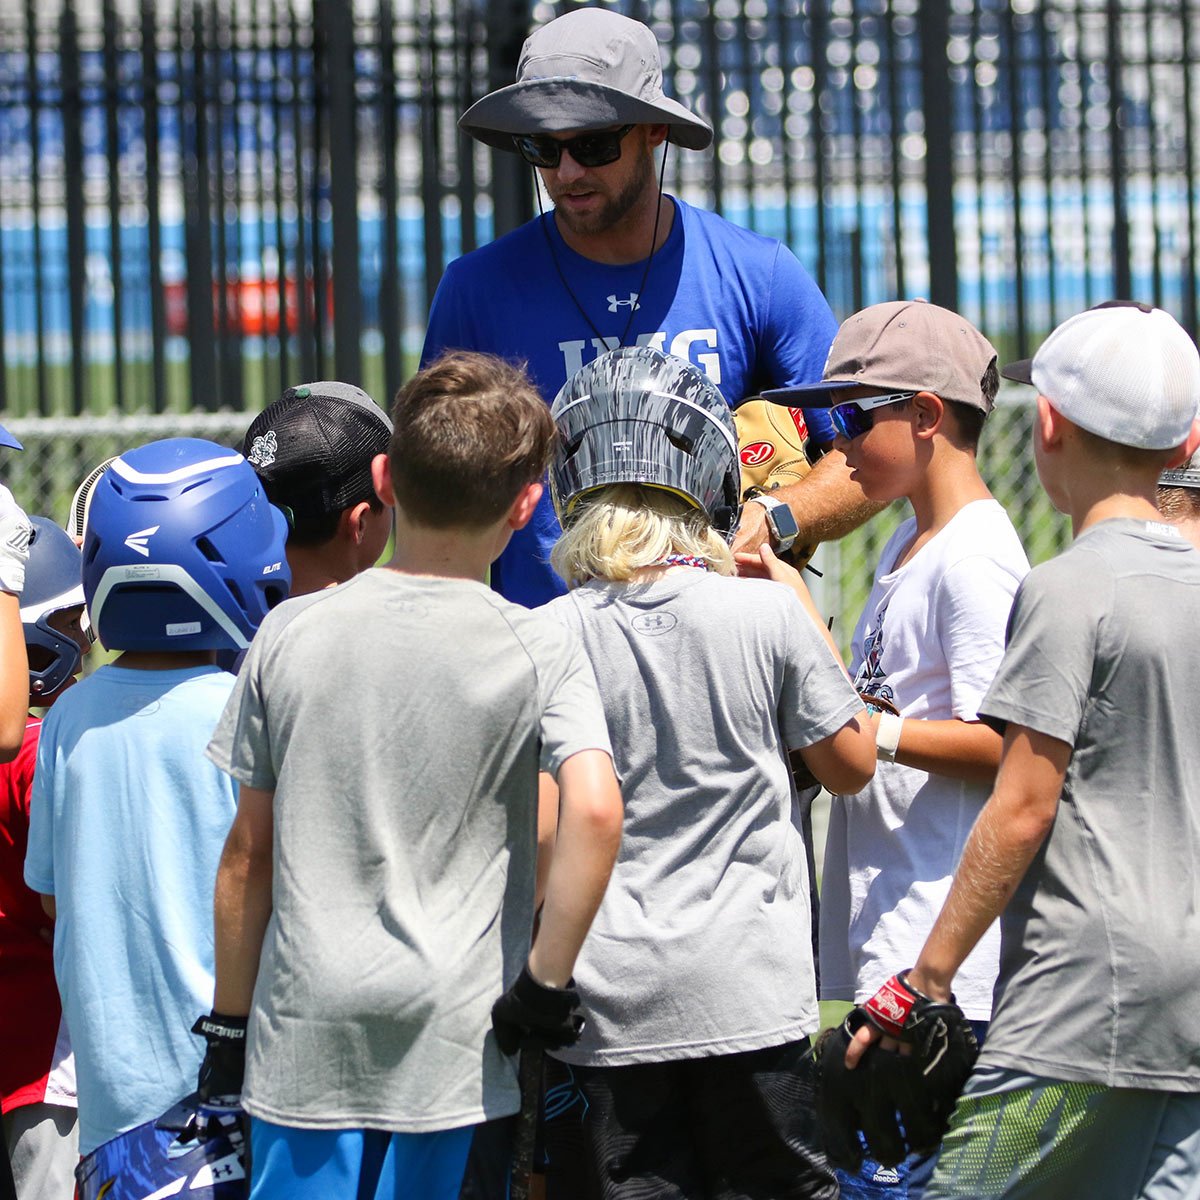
{"left": 731, "top": 449, "right": 885, "bottom": 556}
{"left": 528, "top": 749, "right": 622, "bottom": 988}
{"left": 909, "top": 725, "right": 1069, "bottom": 999}
{"left": 783, "top": 449, "right": 887, "bottom": 543}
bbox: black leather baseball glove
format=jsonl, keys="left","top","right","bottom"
{"left": 814, "top": 971, "right": 979, "bottom": 1168}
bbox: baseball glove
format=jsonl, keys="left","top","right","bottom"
{"left": 813, "top": 971, "right": 979, "bottom": 1169}
{"left": 734, "top": 398, "right": 819, "bottom": 570}
{"left": 790, "top": 691, "right": 900, "bottom": 793}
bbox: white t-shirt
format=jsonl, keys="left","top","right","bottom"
{"left": 819, "top": 499, "right": 1029, "bottom": 1020}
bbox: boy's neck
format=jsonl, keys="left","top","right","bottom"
{"left": 115, "top": 650, "right": 218, "bottom": 671}
{"left": 384, "top": 516, "right": 509, "bottom": 584}
{"left": 901, "top": 445, "right": 993, "bottom": 560}
{"left": 1071, "top": 489, "right": 1163, "bottom": 537}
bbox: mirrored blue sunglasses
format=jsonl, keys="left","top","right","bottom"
{"left": 828, "top": 391, "right": 917, "bottom": 441}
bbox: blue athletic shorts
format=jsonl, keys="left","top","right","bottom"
{"left": 249, "top": 1118, "right": 473, "bottom": 1200}
{"left": 927, "top": 1067, "right": 1200, "bottom": 1200}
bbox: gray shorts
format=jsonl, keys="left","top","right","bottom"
{"left": 926, "top": 1067, "right": 1200, "bottom": 1200}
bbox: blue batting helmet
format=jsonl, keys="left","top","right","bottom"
{"left": 20, "top": 517, "right": 86, "bottom": 697}
{"left": 83, "top": 438, "right": 290, "bottom": 652}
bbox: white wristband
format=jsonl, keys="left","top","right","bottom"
{"left": 876, "top": 712, "right": 904, "bottom": 764}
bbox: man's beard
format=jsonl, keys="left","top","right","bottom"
{"left": 549, "top": 149, "right": 655, "bottom": 238}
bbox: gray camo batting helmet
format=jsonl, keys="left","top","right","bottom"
{"left": 550, "top": 346, "right": 742, "bottom": 538}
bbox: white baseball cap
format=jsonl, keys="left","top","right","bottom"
{"left": 1001, "top": 302, "right": 1200, "bottom": 450}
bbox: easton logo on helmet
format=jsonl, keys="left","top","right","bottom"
{"left": 124, "top": 525, "right": 160, "bottom": 557}
{"left": 740, "top": 441, "right": 775, "bottom": 467}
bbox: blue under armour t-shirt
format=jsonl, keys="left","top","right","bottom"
{"left": 422, "top": 197, "right": 837, "bottom": 607}
{"left": 24, "top": 664, "right": 238, "bottom": 1153}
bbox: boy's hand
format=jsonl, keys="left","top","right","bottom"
{"left": 491, "top": 965, "right": 584, "bottom": 1055}
{"left": 0, "top": 485, "right": 32, "bottom": 596}
{"left": 192, "top": 1012, "right": 248, "bottom": 1104}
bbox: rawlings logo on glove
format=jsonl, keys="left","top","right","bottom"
{"left": 813, "top": 971, "right": 979, "bottom": 1170}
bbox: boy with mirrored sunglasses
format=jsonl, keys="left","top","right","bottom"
{"left": 764, "top": 299, "right": 1029, "bottom": 1198}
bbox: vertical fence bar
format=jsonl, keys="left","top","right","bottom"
{"left": 1106, "top": 0, "right": 1131, "bottom": 299}
{"left": 418, "top": 0, "right": 443, "bottom": 313}
{"left": 485, "top": 0, "right": 532, "bottom": 242}
{"left": 920, "top": 0, "right": 957, "bottom": 311}
{"left": 1181, "top": 0, "right": 1198, "bottom": 334}
{"left": 884, "top": 0, "right": 905, "bottom": 299}
{"left": 810, "top": 0, "right": 828, "bottom": 295}
{"left": 319, "top": 0, "right": 362, "bottom": 386}
{"left": 28, "top": 0, "right": 48, "bottom": 412}
{"left": 183, "top": 0, "right": 217, "bottom": 410}
{"left": 1002, "top": 3, "right": 1028, "bottom": 357}
{"left": 60, "top": 4, "right": 86, "bottom": 416}
{"left": 104, "top": 0, "right": 125, "bottom": 412}
{"left": 141, "top": 0, "right": 166, "bottom": 412}
{"left": 378, "top": 0, "right": 402, "bottom": 398}
{"left": 288, "top": 0, "right": 315, "bottom": 383}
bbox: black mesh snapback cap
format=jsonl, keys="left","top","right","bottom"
{"left": 242, "top": 381, "right": 393, "bottom": 520}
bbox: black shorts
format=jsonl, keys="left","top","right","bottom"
{"left": 542, "top": 1037, "right": 836, "bottom": 1200}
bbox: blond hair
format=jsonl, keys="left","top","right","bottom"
{"left": 551, "top": 484, "right": 735, "bottom": 587}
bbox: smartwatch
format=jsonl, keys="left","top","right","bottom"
{"left": 746, "top": 492, "right": 800, "bottom": 554}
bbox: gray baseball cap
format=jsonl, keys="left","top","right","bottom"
{"left": 459, "top": 8, "right": 712, "bottom": 152}
{"left": 762, "top": 300, "right": 999, "bottom": 413}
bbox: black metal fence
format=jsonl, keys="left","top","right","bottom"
{"left": 0, "top": 0, "right": 1197, "bottom": 418}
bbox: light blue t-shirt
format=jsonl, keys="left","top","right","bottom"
{"left": 24, "top": 664, "right": 238, "bottom": 1153}
{"left": 422, "top": 197, "right": 838, "bottom": 607}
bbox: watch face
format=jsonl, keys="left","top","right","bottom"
{"left": 768, "top": 500, "right": 800, "bottom": 544}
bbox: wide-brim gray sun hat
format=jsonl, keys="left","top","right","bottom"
{"left": 459, "top": 8, "right": 713, "bottom": 153}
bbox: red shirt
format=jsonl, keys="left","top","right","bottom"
{"left": 0, "top": 716, "right": 72, "bottom": 1112}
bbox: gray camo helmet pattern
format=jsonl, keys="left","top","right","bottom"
{"left": 550, "top": 346, "right": 742, "bottom": 538}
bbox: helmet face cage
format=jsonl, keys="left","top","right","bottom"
{"left": 82, "top": 438, "right": 291, "bottom": 653}
{"left": 550, "top": 347, "right": 742, "bottom": 538}
{"left": 20, "top": 517, "right": 86, "bottom": 697}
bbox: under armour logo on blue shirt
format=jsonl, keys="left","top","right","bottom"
{"left": 607, "top": 293, "right": 640, "bottom": 313}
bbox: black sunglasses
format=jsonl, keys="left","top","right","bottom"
{"left": 828, "top": 391, "right": 917, "bottom": 441}
{"left": 513, "top": 124, "right": 636, "bottom": 169}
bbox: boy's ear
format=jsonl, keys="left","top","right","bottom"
{"left": 370, "top": 453, "right": 395, "bottom": 509}
{"left": 342, "top": 500, "right": 372, "bottom": 545}
{"left": 1167, "top": 418, "right": 1200, "bottom": 469}
{"left": 912, "top": 391, "right": 944, "bottom": 439}
{"left": 1035, "top": 394, "right": 1063, "bottom": 450}
{"left": 508, "top": 481, "right": 544, "bottom": 532}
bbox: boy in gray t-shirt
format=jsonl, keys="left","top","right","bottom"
{"left": 198, "top": 352, "right": 623, "bottom": 1200}
{"left": 841, "top": 302, "right": 1200, "bottom": 1199}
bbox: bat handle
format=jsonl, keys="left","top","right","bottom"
{"left": 510, "top": 1046, "right": 544, "bottom": 1200}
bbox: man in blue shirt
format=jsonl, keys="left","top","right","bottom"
{"left": 423, "top": 6, "right": 879, "bottom": 608}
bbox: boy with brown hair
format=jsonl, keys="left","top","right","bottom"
{"left": 199, "top": 350, "right": 622, "bottom": 1200}
{"left": 837, "top": 301, "right": 1200, "bottom": 1198}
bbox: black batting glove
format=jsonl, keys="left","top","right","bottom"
{"left": 192, "top": 1012, "right": 248, "bottom": 1105}
{"left": 490, "top": 965, "right": 584, "bottom": 1056}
